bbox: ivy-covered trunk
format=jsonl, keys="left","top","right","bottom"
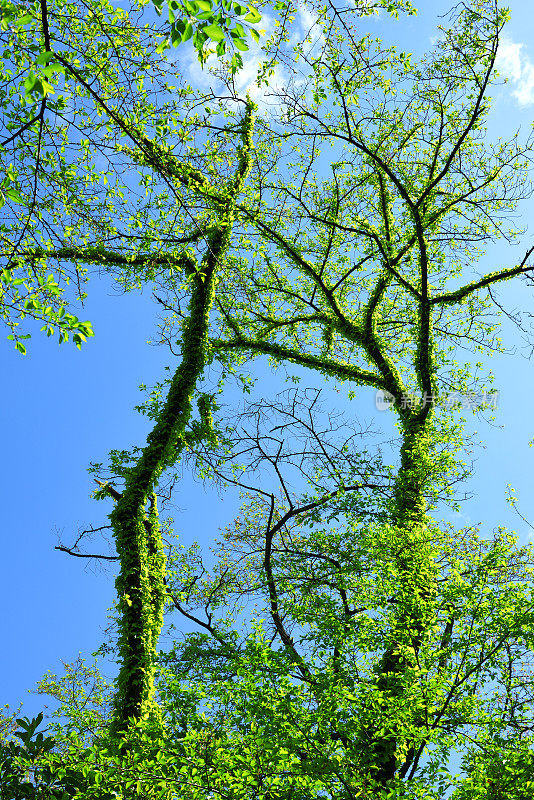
{"left": 371, "top": 409, "right": 438, "bottom": 786}
{"left": 109, "top": 102, "right": 255, "bottom": 734}
{"left": 109, "top": 262, "right": 217, "bottom": 731}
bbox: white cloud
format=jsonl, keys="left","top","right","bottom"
{"left": 290, "top": 3, "right": 326, "bottom": 53}
{"left": 496, "top": 36, "right": 534, "bottom": 107}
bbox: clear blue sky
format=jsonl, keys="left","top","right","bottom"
{"left": 2, "top": 0, "right": 534, "bottom": 737}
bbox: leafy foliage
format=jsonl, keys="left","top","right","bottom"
{"left": 5, "top": 0, "right": 534, "bottom": 797}
{"left": 0, "top": 713, "right": 77, "bottom": 799}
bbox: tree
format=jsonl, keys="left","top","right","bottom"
{"left": 4, "top": 0, "right": 534, "bottom": 798}
{"left": 149, "top": 2, "right": 534, "bottom": 791}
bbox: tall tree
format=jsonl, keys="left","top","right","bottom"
{"left": 195, "top": 1, "right": 534, "bottom": 790}
{"left": 3, "top": 0, "right": 534, "bottom": 798}
{"left": 135, "top": 0, "right": 534, "bottom": 794}
{"left": 0, "top": 0, "right": 414, "bottom": 727}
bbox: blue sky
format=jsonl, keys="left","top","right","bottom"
{"left": 3, "top": 0, "right": 534, "bottom": 747}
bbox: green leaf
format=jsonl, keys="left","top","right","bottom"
{"left": 40, "top": 79, "right": 54, "bottom": 97}
{"left": 233, "top": 37, "right": 249, "bottom": 51}
{"left": 12, "top": 13, "right": 34, "bottom": 28}
{"left": 42, "top": 62, "right": 66, "bottom": 78}
{"left": 23, "top": 73, "right": 37, "bottom": 92}
{"left": 203, "top": 24, "right": 225, "bottom": 41}
{"left": 5, "top": 187, "right": 23, "bottom": 203}
{"left": 196, "top": 0, "right": 212, "bottom": 9}
{"left": 35, "top": 51, "right": 54, "bottom": 66}
{"left": 156, "top": 37, "right": 169, "bottom": 54}
{"left": 244, "top": 6, "right": 261, "bottom": 23}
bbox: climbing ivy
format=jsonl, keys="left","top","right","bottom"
{"left": 6, "top": 0, "right": 534, "bottom": 797}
